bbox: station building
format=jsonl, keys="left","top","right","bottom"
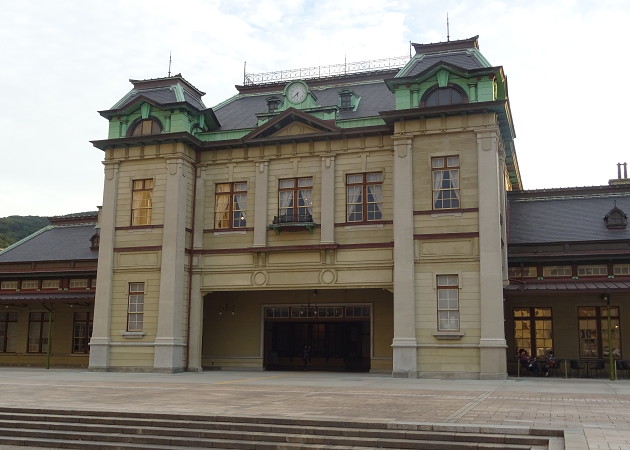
{"left": 78, "top": 35, "right": 515, "bottom": 378}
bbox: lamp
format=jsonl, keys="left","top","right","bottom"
{"left": 219, "top": 302, "right": 235, "bottom": 316}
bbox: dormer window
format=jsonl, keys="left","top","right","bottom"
{"left": 420, "top": 84, "right": 468, "bottom": 108}
{"left": 340, "top": 93, "right": 352, "bottom": 108}
{"left": 266, "top": 96, "right": 283, "bottom": 113}
{"left": 129, "top": 119, "right": 162, "bottom": 136}
{"left": 90, "top": 234, "right": 100, "bottom": 251}
{"left": 604, "top": 207, "right": 628, "bottom": 230}
{"left": 338, "top": 89, "right": 358, "bottom": 110}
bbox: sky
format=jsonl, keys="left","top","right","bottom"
{"left": 1, "top": 0, "right": 629, "bottom": 217}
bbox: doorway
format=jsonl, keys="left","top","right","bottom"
{"left": 264, "top": 320, "right": 370, "bottom": 371}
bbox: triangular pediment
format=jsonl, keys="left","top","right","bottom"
{"left": 243, "top": 107, "right": 340, "bottom": 141}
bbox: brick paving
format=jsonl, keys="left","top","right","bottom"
{"left": 0, "top": 369, "right": 629, "bottom": 449}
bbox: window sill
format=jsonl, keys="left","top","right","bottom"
{"left": 214, "top": 230, "right": 248, "bottom": 236}
{"left": 344, "top": 223, "right": 384, "bottom": 230}
{"left": 121, "top": 331, "right": 146, "bottom": 339}
{"left": 430, "top": 212, "right": 462, "bottom": 218}
{"left": 433, "top": 331, "right": 464, "bottom": 340}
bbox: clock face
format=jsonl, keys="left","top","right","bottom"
{"left": 288, "top": 83, "right": 307, "bottom": 103}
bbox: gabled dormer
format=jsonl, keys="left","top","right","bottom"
{"left": 338, "top": 89, "right": 360, "bottom": 111}
{"left": 97, "top": 74, "right": 220, "bottom": 140}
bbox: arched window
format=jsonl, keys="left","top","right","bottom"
{"left": 128, "top": 119, "right": 162, "bottom": 137}
{"left": 420, "top": 84, "right": 468, "bottom": 108}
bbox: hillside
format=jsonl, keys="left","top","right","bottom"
{"left": 0, "top": 216, "right": 50, "bottom": 248}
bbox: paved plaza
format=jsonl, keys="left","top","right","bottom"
{"left": 0, "top": 369, "right": 629, "bottom": 449}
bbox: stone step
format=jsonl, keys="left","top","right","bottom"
{"left": 0, "top": 407, "right": 566, "bottom": 450}
{"left": 0, "top": 413, "right": 552, "bottom": 447}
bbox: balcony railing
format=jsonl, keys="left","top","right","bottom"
{"left": 269, "top": 213, "right": 317, "bottom": 234}
{"left": 244, "top": 55, "right": 411, "bottom": 86}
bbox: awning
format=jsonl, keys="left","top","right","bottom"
{"left": 504, "top": 280, "right": 630, "bottom": 295}
{"left": 0, "top": 292, "right": 95, "bottom": 302}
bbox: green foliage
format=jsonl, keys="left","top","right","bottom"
{"left": 0, "top": 216, "right": 50, "bottom": 244}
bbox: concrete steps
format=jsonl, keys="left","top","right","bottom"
{"left": 0, "top": 407, "right": 565, "bottom": 449}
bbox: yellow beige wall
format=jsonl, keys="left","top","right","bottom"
{"left": 0, "top": 304, "right": 90, "bottom": 367}
{"left": 202, "top": 289, "right": 393, "bottom": 370}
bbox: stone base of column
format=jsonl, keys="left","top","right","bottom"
{"left": 392, "top": 337, "right": 418, "bottom": 377}
{"left": 87, "top": 338, "right": 110, "bottom": 371}
{"left": 479, "top": 338, "right": 508, "bottom": 380}
{"left": 153, "top": 338, "right": 185, "bottom": 373}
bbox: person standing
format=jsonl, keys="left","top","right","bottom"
{"left": 302, "top": 345, "right": 311, "bottom": 371}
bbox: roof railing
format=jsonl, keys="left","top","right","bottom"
{"left": 243, "top": 55, "right": 411, "bottom": 86}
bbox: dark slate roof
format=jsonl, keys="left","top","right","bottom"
{"left": 117, "top": 87, "right": 206, "bottom": 111}
{"left": 508, "top": 193, "right": 630, "bottom": 244}
{"left": 0, "top": 292, "right": 95, "bottom": 302}
{"left": 405, "top": 51, "right": 486, "bottom": 77}
{"left": 0, "top": 225, "right": 98, "bottom": 263}
{"left": 505, "top": 280, "right": 630, "bottom": 293}
{"left": 214, "top": 81, "right": 394, "bottom": 131}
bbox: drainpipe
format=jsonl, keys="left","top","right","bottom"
{"left": 185, "top": 148, "right": 200, "bottom": 371}
{"left": 42, "top": 303, "right": 53, "bottom": 369}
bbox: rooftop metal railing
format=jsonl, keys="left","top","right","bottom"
{"left": 243, "top": 55, "right": 410, "bottom": 86}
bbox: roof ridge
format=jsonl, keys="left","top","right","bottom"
{"left": 0, "top": 225, "right": 53, "bottom": 256}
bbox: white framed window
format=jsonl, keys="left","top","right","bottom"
{"left": 42, "top": 280, "right": 60, "bottom": 289}
{"left": 614, "top": 264, "right": 630, "bottom": 275}
{"left": 69, "top": 279, "right": 88, "bottom": 288}
{"left": 578, "top": 265, "right": 608, "bottom": 276}
{"left": 437, "top": 275, "right": 459, "bottom": 331}
{"left": 21, "top": 280, "right": 38, "bottom": 289}
{"left": 0, "top": 281, "right": 18, "bottom": 290}
{"left": 91, "top": 278, "right": 97, "bottom": 288}
{"left": 432, "top": 156, "right": 460, "bottom": 210}
{"left": 127, "top": 283, "right": 145, "bottom": 331}
{"left": 542, "top": 266, "right": 572, "bottom": 277}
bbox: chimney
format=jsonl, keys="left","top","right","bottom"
{"left": 609, "top": 162, "right": 630, "bottom": 185}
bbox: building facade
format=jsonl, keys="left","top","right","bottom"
{"left": 505, "top": 182, "right": 630, "bottom": 375}
{"left": 86, "top": 35, "right": 518, "bottom": 378}
{"left": 0, "top": 213, "right": 98, "bottom": 366}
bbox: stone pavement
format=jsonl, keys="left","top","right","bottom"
{"left": 0, "top": 369, "right": 629, "bottom": 449}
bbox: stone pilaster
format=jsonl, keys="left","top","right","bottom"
{"left": 320, "top": 155, "right": 335, "bottom": 244}
{"left": 475, "top": 128, "right": 508, "bottom": 380}
{"left": 391, "top": 136, "right": 418, "bottom": 377}
{"left": 253, "top": 160, "right": 269, "bottom": 247}
{"left": 153, "top": 151, "right": 190, "bottom": 373}
{"left": 187, "top": 164, "right": 206, "bottom": 372}
{"left": 498, "top": 145, "right": 509, "bottom": 284}
{"left": 88, "top": 160, "right": 120, "bottom": 371}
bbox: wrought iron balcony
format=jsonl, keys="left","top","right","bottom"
{"left": 269, "top": 214, "right": 317, "bottom": 234}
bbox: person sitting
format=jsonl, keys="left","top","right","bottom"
{"left": 542, "top": 350, "right": 556, "bottom": 376}
{"left": 518, "top": 348, "right": 540, "bottom": 375}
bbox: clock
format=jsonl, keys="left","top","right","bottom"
{"left": 287, "top": 83, "right": 307, "bottom": 104}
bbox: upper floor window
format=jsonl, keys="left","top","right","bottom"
{"left": 21, "top": 280, "right": 38, "bottom": 290}
{"left": 42, "top": 280, "right": 60, "bottom": 289}
{"left": 266, "top": 96, "right": 283, "bottom": 113}
{"left": 132, "top": 179, "right": 153, "bottom": 226}
{"left": 278, "top": 178, "right": 313, "bottom": 223}
{"left": 422, "top": 85, "right": 467, "bottom": 108}
{"left": 604, "top": 207, "right": 627, "bottom": 230}
{"left": 578, "top": 265, "right": 608, "bottom": 276}
{"left": 508, "top": 267, "right": 537, "bottom": 278}
{"left": 614, "top": 264, "right": 630, "bottom": 275}
{"left": 215, "top": 182, "right": 247, "bottom": 229}
{"left": 432, "top": 156, "right": 460, "bottom": 210}
{"left": 130, "top": 119, "right": 162, "bottom": 136}
{"left": 346, "top": 173, "right": 383, "bottom": 223}
{"left": 0, "top": 281, "right": 18, "bottom": 290}
{"left": 70, "top": 279, "right": 88, "bottom": 289}
{"left": 542, "top": 266, "right": 572, "bottom": 277}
